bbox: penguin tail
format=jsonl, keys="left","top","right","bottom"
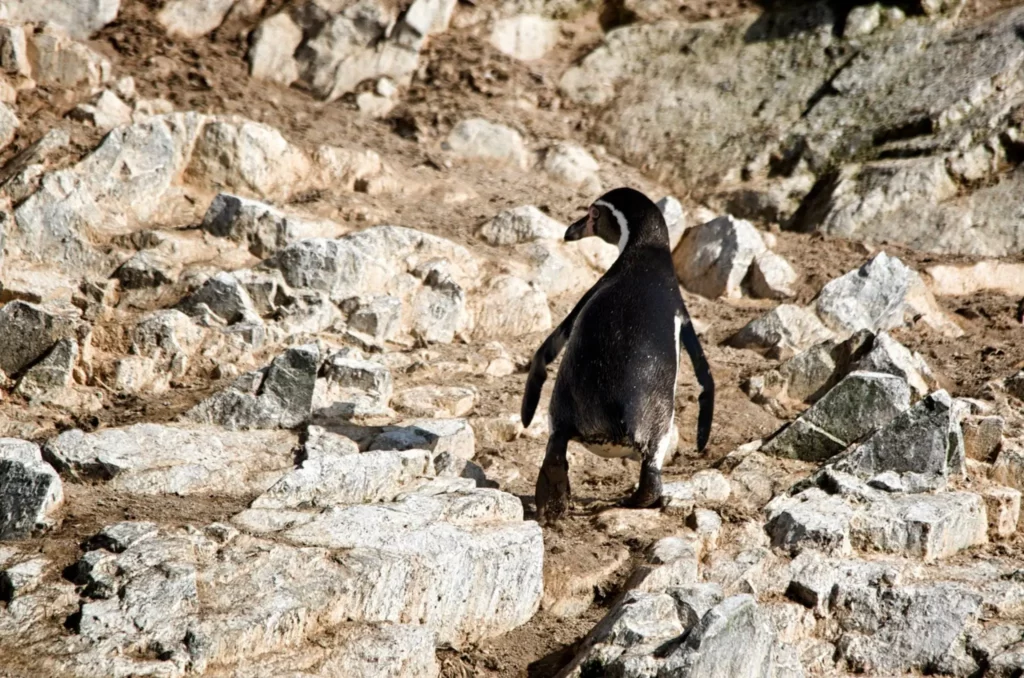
{"left": 680, "top": 314, "right": 714, "bottom": 452}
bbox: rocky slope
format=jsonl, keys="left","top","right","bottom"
{"left": 1, "top": 0, "right": 1024, "bottom": 676}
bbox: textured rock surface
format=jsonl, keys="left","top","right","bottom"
{"left": 674, "top": 215, "right": 766, "bottom": 299}
{"left": 0, "top": 439, "right": 63, "bottom": 539}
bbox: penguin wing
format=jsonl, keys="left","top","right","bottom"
{"left": 679, "top": 308, "right": 714, "bottom": 452}
{"left": 521, "top": 283, "right": 602, "bottom": 427}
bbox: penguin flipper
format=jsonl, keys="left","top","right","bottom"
{"left": 679, "top": 310, "right": 714, "bottom": 452}
{"left": 521, "top": 284, "right": 601, "bottom": 427}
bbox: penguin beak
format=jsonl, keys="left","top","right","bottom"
{"left": 565, "top": 215, "right": 592, "bottom": 241}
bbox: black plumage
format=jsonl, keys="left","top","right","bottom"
{"left": 521, "top": 187, "right": 714, "bottom": 523}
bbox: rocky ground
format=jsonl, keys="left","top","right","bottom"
{"left": 1, "top": 0, "right": 1024, "bottom": 676}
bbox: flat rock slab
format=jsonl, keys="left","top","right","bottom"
{"left": 44, "top": 424, "right": 298, "bottom": 496}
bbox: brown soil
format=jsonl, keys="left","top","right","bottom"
{"left": 6, "top": 1, "right": 1024, "bottom": 676}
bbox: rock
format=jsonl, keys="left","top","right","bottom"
{"left": 843, "top": 3, "right": 881, "bottom": 37}
{"left": 2, "top": 0, "right": 120, "bottom": 38}
{"left": 0, "top": 23, "right": 30, "bottom": 78}
{"left": 446, "top": 118, "right": 530, "bottom": 169}
{"left": 157, "top": 0, "right": 235, "bottom": 38}
{"left": 44, "top": 424, "right": 296, "bottom": 496}
{"left": 473, "top": 274, "right": 551, "bottom": 338}
{"left": 0, "top": 556, "right": 49, "bottom": 600}
{"left": 673, "top": 215, "right": 767, "bottom": 299}
{"left": 660, "top": 595, "right": 778, "bottom": 678}
{"left": 490, "top": 14, "right": 559, "bottom": 61}
{"left": 982, "top": 486, "right": 1021, "bottom": 540}
{"left": 371, "top": 419, "right": 476, "bottom": 461}
{"left": 184, "top": 345, "right": 319, "bottom": 429}
{"left": 657, "top": 195, "right": 687, "bottom": 249}
{"left": 112, "top": 250, "right": 176, "bottom": 289}
{"left": 815, "top": 252, "right": 916, "bottom": 334}
{"left": 356, "top": 90, "right": 395, "bottom": 118}
{"left": 851, "top": 331, "right": 934, "bottom": 397}
{"left": 763, "top": 371, "right": 911, "bottom": 462}
{"left": 765, "top": 488, "right": 853, "bottom": 556}
{"left": 28, "top": 24, "right": 112, "bottom": 88}
{"left": 113, "top": 310, "right": 204, "bottom": 395}
{"left": 179, "top": 272, "right": 260, "bottom": 325}
{"left": 344, "top": 295, "right": 402, "bottom": 344}
{"left": 993, "top": 444, "right": 1024, "bottom": 492}
{"left": 0, "top": 439, "right": 63, "bottom": 539}
{"left": 247, "top": 12, "right": 302, "bottom": 86}
{"left": 852, "top": 491, "right": 988, "bottom": 560}
{"left": 313, "top": 351, "right": 393, "bottom": 419}
{"left": 834, "top": 582, "right": 982, "bottom": 674}
{"left": 541, "top": 142, "right": 601, "bottom": 193}
{"left": 687, "top": 509, "right": 723, "bottom": 553}
{"left": 479, "top": 205, "right": 564, "bottom": 245}
{"left": 786, "top": 554, "right": 900, "bottom": 614}
{"left": 14, "top": 339, "right": 77, "bottom": 399}
{"left": 962, "top": 415, "right": 1004, "bottom": 461}
{"left": 0, "top": 101, "right": 17, "bottom": 153}
{"left": 0, "top": 301, "right": 83, "bottom": 378}
{"left": 187, "top": 118, "right": 312, "bottom": 202}
{"left": 832, "top": 390, "right": 967, "bottom": 491}
{"left": 748, "top": 250, "right": 798, "bottom": 300}
{"left": 252, "top": 447, "right": 433, "bottom": 509}
{"left": 625, "top": 536, "right": 700, "bottom": 593}
{"left": 728, "top": 304, "right": 835, "bottom": 359}
{"left": 69, "top": 90, "right": 131, "bottom": 131}
{"left": 392, "top": 386, "right": 475, "bottom": 418}
{"left": 201, "top": 193, "right": 337, "bottom": 258}
{"left": 690, "top": 469, "right": 731, "bottom": 503}
{"left": 926, "top": 261, "right": 1024, "bottom": 297}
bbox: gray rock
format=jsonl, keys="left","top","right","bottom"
{"left": 14, "top": 338, "right": 78, "bottom": 399}
{"left": 27, "top": 23, "right": 112, "bottom": 89}
{"left": 392, "top": 386, "right": 475, "bottom": 418}
{"left": 479, "top": 205, "right": 564, "bottom": 245}
{"left": 673, "top": 215, "right": 767, "bottom": 299}
{"left": 765, "top": 488, "right": 853, "bottom": 556}
{"left": 0, "top": 439, "right": 63, "bottom": 539}
{"left": 659, "top": 595, "right": 777, "bottom": 678}
{"left": 201, "top": 193, "right": 335, "bottom": 258}
{"left": 247, "top": 11, "right": 302, "bottom": 86}
{"left": 184, "top": 345, "right": 319, "bottom": 429}
{"left": 44, "top": 424, "right": 296, "bottom": 496}
{"left": 344, "top": 295, "right": 402, "bottom": 344}
{"left": 446, "top": 118, "right": 530, "bottom": 169}
{"left": 0, "top": 556, "right": 49, "bottom": 600}
{"left": 834, "top": 583, "right": 982, "bottom": 674}
{"left": 992, "top": 443, "right": 1024, "bottom": 492}
{"left": 851, "top": 491, "right": 988, "bottom": 560}
{"left": 657, "top": 195, "right": 687, "bottom": 249}
{"left": 473, "top": 274, "right": 551, "bottom": 339}
{"left": 70, "top": 90, "right": 132, "bottom": 132}
{"left": 179, "top": 272, "right": 262, "bottom": 326}
{"left": 728, "top": 304, "right": 835, "bottom": 359}
{"left": 313, "top": 351, "right": 393, "bottom": 419}
{"left": 843, "top": 3, "right": 881, "bottom": 37}
{"left": 786, "top": 553, "right": 900, "bottom": 614}
{"left": 113, "top": 250, "right": 176, "bottom": 289}
{"left": 763, "top": 371, "right": 911, "bottom": 461}
{"left": 963, "top": 414, "right": 1004, "bottom": 462}
{"left": 0, "top": 302, "right": 84, "bottom": 381}
{"left": 815, "top": 252, "right": 913, "bottom": 334}
{"left": 370, "top": 418, "right": 476, "bottom": 460}
{"left": 982, "top": 486, "right": 1021, "bottom": 540}
{"left": 832, "top": 390, "right": 967, "bottom": 491}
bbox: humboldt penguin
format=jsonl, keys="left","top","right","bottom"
{"left": 521, "top": 187, "right": 714, "bottom": 524}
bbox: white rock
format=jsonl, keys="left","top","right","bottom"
{"left": 541, "top": 142, "right": 601, "bottom": 193}
{"left": 1, "top": 0, "right": 120, "bottom": 38}
{"left": 446, "top": 118, "right": 530, "bottom": 169}
{"left": 371, "top": 418, "right": 476, "bottom": 461}
{"left": 844, "top": 3, "right": 881, "bottom": 37}
{"left": 28, "top": 24, "right": 112, "bottom": 88}
{"left": 0, "top": 439, "right": 63, "bottom": 538}
{"left": 473, "top": 274, "right": 552, "bottom": 339}
{"left": 729, "top": 304, "right": 835, "bottom": 359}
{"left": 674, "top": 215, "right": 767, "bottom": 299}
{"left": 479, "top": 205, "right": 564, "bottom": 245}
{"left": 657, "top": 195, "right": 687, "bottom": 250}
{"left": 44, "top": 424, "right": 296, "bottom": 496}
{"left": 490, "top": 14, "right": 559, "bottom": 61}
{"left": 926, "top": 260, "right": 1024, "bottom": 297}
{"left": 70, "top": 90, "right": 132, "bottom": 131}
{"left": 247, "top": 12, "right": 302, "bottom": 86}
{"left": 749, "top": 249, "right": 798, "bottom": 299}
{"left": 157, "top": 0, "right": 235, "bottom": 38}
{"left": 201, "top": 193, "right": 338, "bottom": 257}
{"left": 392, "top": 386, "right": 475, "bottom": 418}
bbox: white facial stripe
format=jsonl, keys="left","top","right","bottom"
{"left": 595, "top": 199, "right": 630, "bottom": 252}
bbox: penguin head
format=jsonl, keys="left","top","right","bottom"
{"left": 564, "top": 187, "right": 668, "bottom": 252}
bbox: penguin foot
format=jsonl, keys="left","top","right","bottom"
{"left": 621, "top": 488, "right": 663, "bottom": 509}
{"left": 535, "top": 463, "right": 571, "bottom": 525}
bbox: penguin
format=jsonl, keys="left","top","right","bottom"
{"left": 521, "top": 187, "right": 714, "bottom": 524}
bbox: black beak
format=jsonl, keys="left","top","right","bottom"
{"left": 565, "top": 216, "right": 589, "bottom": 241}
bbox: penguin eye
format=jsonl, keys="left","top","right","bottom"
{"left": 589, "top": 206, "right": 600, "bottom": 220}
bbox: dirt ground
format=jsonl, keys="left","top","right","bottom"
{"left": 4, "top": 0, "right": 1024, "bottom": 676}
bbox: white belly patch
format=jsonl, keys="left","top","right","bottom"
{"left": 583, "top": 441, "right": 641, "bottom": 461}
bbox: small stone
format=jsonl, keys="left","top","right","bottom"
{"left": 14, "top": 338, "right": 77, "bottom": 399}
{"left": 687, "top": 509, "right": 723, "bottom": 552}
{"left": 0, "top": 556, "right": 48, "bottom": 600}
{"left": 982, "top": 486, "right": 1021, "bottom": 539}
{"left": 728, "top": 304, "right": 836, "bottom": 359}
{"left": 765, "top": 488, "right": 853, "bottom": 556}
{"left": 993, "top": 443, "right": 1024, "bottom": 492}
{"left": 69, "top": 90, "right": 132, "bottom": 131}
{"left": 479, "top": 205, "right": 564, "bottom": 245}
{"left": 158, "top": 0, "right": 235, "bottom": 38}
{"left": 657, "top": 195, "right": 687, "bottom": 250}
{"left": 446, "top": 118, "right": 530, "bottom": 169}
{"left": 314, "top": 351, "right": 393, "bottom": 419}
{"left": 0, "top": 439, "right": 63, "bottom": 539}
{"left": 541, "top": 142, "right": 601, "bottom": 193}
{"left": 0, "top": 301, "right": 82, "bottom": 378}
{"left": 844, "top": 3, "right": 881, "bottom": 37}
{"left": 179, "top": 273, "right": 260, "bottom": 325}
{"left": 371, "top": 419, "right": 476, "bottom": 461}
{"left": 690, "top": 469, "right": 731, "bottom": 503}
{"left": 674, "top": 215, "right": 767, "bottom": 299}
{"left": 748, "top": 250, "right": 798, "bottom": 300}
{"left": 489, "top": 15, "right": 559, "bottom": 61}
{"left": 963, "top": 415, "right": 1004, "bottom": 461}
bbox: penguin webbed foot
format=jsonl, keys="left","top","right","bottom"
{"left": 535, "top": 461, "right": 571, "bottom": 525}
